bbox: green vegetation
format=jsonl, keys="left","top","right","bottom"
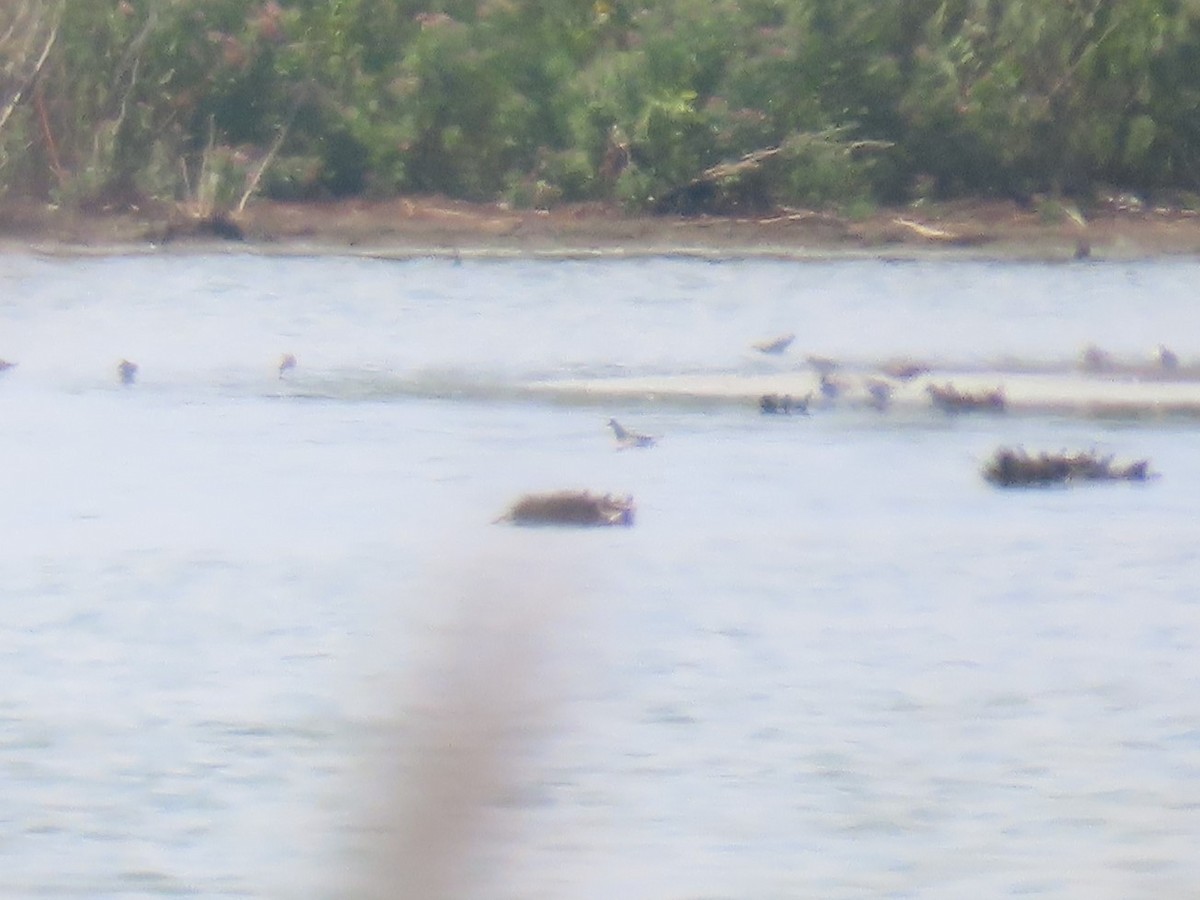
{"left": 3, "top": 0, "right": 1200, "bottom": 217}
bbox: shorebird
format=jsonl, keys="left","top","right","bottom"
{"left": 117, "top": 359, "right": 138, "bottom": 385}
{"left": 819, "top": 373, "right": 844, "bottom": 402}
{"left": 881, "top": 359, "right": 930, "bottom": 380}
{"left": 865, "top": 378, "right": 893, "bottom": 412}
{"left": 760, "top": 392, "right": 811, "bottom": 415}
{"left": 1155, "top": 344, "right": 1179, "bottom": 372}
{"left": 752, "top": 333, "right": 795, "bottom": 355}
{"left": 607, "top": 418, "right": 656, "bottom": 449}
{"left": 278, "top": 353, "right": 297, "bottom": 378}
{"left": 805, "top": 355, "right": 840, "bottom": 376}
{"left": 1079, "top": 344, "right": 1114, "bottom": 373}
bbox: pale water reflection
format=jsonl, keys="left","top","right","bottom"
{"left": 0, "top": 252, "right": 1197, "bottom": 898}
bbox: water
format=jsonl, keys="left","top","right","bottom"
{"left": 0, "top": 251, "right": 1198, "bottom": 898}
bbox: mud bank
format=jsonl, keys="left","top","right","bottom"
{"left": 4, "top": 196, "right": 1200, "bottom": 261}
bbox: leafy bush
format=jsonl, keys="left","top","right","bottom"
{"left": 4, "top": 0, "right": 1200, "bottom": 212}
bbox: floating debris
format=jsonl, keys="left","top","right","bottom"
{"left": 278, "top": 353, "right": 297, "bottom": 378}
{"left": 760, "top": 393, "right": 810, "bottom": 415}
{"left": 497, "top": 491, "right": 635, "bottom": 527}
{"left": 752, "top": 333, "right": 795, "bottom": 355}
{"left": 117, "top": 359, "right": 138, "bottom": 385}
{"left": 927, "top": 382, "right": 1005, "bottom": 413}
{"left": 607, "top": 417, "right": 656, "bottom": 449}
{"left": 983, "top": 448, "right": 1153, "bottom": 487}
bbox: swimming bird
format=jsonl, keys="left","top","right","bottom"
{"left": 117, "top": 359, "right": 138, "bottom": 385}
{"left": 278, "top": 353, "right": 297, "bottom": 378}
{"left": 607, "top": 418, "right": 656, "bottom": 449}
{"left": 752, "top": 333, "right": 795, "bottom": 355}
{"left": 0, "top": 359, "right": 15, "bottom": 373}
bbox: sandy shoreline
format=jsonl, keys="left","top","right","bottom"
{"left": 4, "top": 196, "right": 1200, "bottom": 260}
{"left": 527, "top": 368, "right": 1200, "bottom": 418}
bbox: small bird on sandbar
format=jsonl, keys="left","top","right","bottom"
{"left": 1079, "top": 344, "right": 1113, "bottom": 373}
{"left": 1154, "top": 344, "right": 1179, "bottom": 372}
{"left": 819, "top": 373, "right": 844, "bottom": 402}
{"left": 117, "top": 359, "right": 138, "bottom": 385}
{"left": 865, "top": 378, "right": 893, "bottom": 412}
{"left": 278, "top": 353, "right": 297, "bottom": 378}
{"left": 880, "top": 359, "right": 929, "bottom": 380}
{"left": 805, "top": 355, "right": 840, "bottom": 376}
{"left": 607, "top": 418, "right": 656, "bottom": 449}
{"left": 760, "top": 393, "right": 810, "bottom": 415}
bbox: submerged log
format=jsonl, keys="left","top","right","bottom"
{"left": 497, "top": 491, "right": 635, "bottom": 527}
{"left": 983, "top": 448, "right": 1153, "bottom": 487}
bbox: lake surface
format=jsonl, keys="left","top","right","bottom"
{"left": 0, "top": 251, "right": 1197, "bottom": 899}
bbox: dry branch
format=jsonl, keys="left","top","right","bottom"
{"left": 0, "top": 13, "right": 58, "bottom": 141}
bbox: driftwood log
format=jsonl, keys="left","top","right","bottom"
{"left": 653, "top": 147, "right": 782, "bottom": 216}
{"left": 497, "top": 491, "right": 635, "bottom": 527}
{"left": 983, "top": 448, "right": 1153, "bottom": 487}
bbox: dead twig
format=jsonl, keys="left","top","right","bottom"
{"left": 237, "top": 115, "right": 292, "bottom": 213}
{"left": 0, "top": 15, "right": 58, "bottom": 141}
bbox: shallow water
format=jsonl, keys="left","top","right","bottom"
{"left": 0, "top": 251, "right": 1198, "bottom": 898}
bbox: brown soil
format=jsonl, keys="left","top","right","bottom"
{"left": 3, "top": 194, "right": 1200, "bottom": 260}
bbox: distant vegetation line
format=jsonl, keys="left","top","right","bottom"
{"left": 2, "top": 0, "right": 1199, "bottom": 218}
